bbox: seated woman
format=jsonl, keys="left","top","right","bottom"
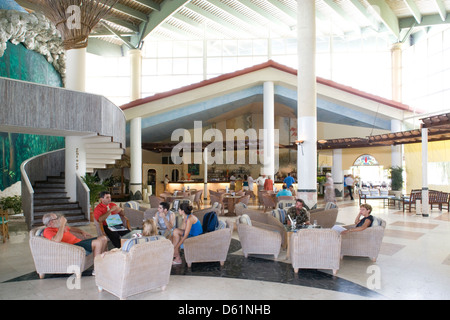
{"left": 341, "top": 203, "right": 373, "bottom": 234}
{"left": 142, "top": 218, "right": 158, "bottom": 237}
{"left": 172, "top": 203, "right": 202, "bottom": 264}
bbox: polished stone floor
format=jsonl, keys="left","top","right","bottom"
{"left": 1, "top": 197, "right": 450, "bottom": 300}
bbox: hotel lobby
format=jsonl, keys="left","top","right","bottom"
{"left": 1, "top": 0, "right": 450, "bottom": 301}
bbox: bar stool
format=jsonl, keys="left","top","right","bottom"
{"left": 0, "top": 209, "right": 9, "bottom": 243}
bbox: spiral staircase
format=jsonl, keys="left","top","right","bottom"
{"left": 0, "top": 77, "right": 126, "bottom": 228}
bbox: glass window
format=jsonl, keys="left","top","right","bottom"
{"left": 158, "top": 41, "right": 173, "bottom": 58}
{"left": 173, "top": 41, "right": 188, "bottom": 57}
{"left": 223, "top": 40, "right": 237, "bottom": 56}
{"left": 188, "top": 58, "right": 203, "bottom": 74}
{"left": 238, "top": 39, "right": 252, "bottom": 56}
{"left": 253, "top": 39, "right": 268, "bottom": 55}
{"left": 173, "top": 58, "right": 188, "bottom": 74}
{"left": 189, "top": 41, "right": 204, "bottom": 57}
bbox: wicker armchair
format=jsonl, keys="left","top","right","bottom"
{"left": 149, "top": 195, "right": 163, "bottom": 208}
{"left": 309, "top": 208, "right": 339, "bottom": 228}
{"left": 29, "top": 227, "right": 94, "bottom": 279}
{"left": 237, "top": 218, "right": 282, "bottom": 259}
{"left": 183, "top": 220, "right": 234, "bottom": 267}
{"left": 95, "top": 238, "right": 174, "bottom": 299}
{"left": 236, "top": 207, "right": 287, "bottom": 249}
{"left": 290, "top": 229, "right": 341, "bottom": 275}
{"left": 261, "top": 193, "right": 277, "bottom": 212}
{"left": 341, "top": 218, "right": 386, "bottom": 262}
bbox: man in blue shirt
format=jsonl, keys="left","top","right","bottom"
{"left": 276, "top": 185, "right": 292, "bottom": 197}
{"left": 283, "top": 173, "right": 295, "bottom": 188}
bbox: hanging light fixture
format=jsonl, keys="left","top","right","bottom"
{"left": 29, "top": 0, "right": 119, "bottom": 50}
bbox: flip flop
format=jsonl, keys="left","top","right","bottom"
{"left": 172, "top": 260, "right": 182, "bottom": 265}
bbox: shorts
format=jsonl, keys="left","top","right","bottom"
{"left": 74, "top": 237, "right": 95, "bottom": 255}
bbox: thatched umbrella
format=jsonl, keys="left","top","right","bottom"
{"left": 30, "top": 0, "right": 119, "bottom": 49}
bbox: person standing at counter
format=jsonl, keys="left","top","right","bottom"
{"left": 164, "top": 174, "right": 170, "bottom": 191}
{"left": 264, "top": 175, "right": 274, "bottom": 191}
{"left": 229, "top": 174, "right": 236, "bottom": 191}
{"left": 283, "top": 173, "right": 295, "bottom": 189}
{"left": 256, "top": 174, "right": 266, "bottom": 191}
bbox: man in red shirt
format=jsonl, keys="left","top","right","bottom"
{"left": 94, "top": 190, "right": 130, "bottom": 248}
{"left": 42, "top": 213, "right": 108, "bottom": 263}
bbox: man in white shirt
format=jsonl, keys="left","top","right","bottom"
{"left": 345, "top": 175, "right": 355, "bottom": 200}
{"left": 255, "top": 175, "right": 266, "bottom": 191}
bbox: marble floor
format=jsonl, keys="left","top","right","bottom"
{"left": 1, "top": 198, "right": 450, "bottom": 300}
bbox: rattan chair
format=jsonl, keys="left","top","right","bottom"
{"left": 183, "top": 220, "right": 234, "bottom": 267}
{"left": 95, "top": 238, "right": 174, "bottom": 299}
{"left": 29, "top": 227, "right": 94, "bottom": 279}
{"left": 290, "top": 229, "right": 341, "bottom": 275}
{"left": 341, "top": 218, "right": 386, "bottom": 262}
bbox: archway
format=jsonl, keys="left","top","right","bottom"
{"left": 350, "top": 154, "right": 388, "bottom": 189}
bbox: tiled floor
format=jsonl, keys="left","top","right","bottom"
{"left": 1, "top": 198, "right": 450, "bottom": 300}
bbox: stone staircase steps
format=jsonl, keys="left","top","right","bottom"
{"left": 32, "top": 173, "right": 89, "bottom": 227}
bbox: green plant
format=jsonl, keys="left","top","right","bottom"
{"left": 81, "top": 174, "right": 107, "bottom": 210}
{"left": 389, "top": 166, "right": 404, "bottom": 191}
{"left": 0, "top": 195, "right": 22, "bottom": 214}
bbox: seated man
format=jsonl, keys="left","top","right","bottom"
{"left": 287, "top": 199, "right": 310, "bottom": 226}
{"left": 42, "top": 213, "right": 108, "bottom": 273}
{"left": 276, "top": 185, "right": 292, "bottom": 197}
{"left": 94, "top": 191, "right": 130, "bottom": 248}
{"left": 155, "top": 201, "right": 175, "bottom": 238}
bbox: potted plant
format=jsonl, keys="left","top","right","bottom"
{"left": 81, "top": 174, "right": 107, "bottom": 220}
{"left": 0, "top": 195, "right": 22, "bottom": 215}
{"left": 389, "top": 166, "right": 403, "bottom": 197}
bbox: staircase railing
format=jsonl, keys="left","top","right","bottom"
{"left": 20, "top": 149, "right": 65, "bottom": 229}
{"left": 76, "top": 173, "right": 90, "bottom": 222}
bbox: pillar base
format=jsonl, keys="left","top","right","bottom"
{"left": 297, "top": 189, "right": 317, "bottom": 210}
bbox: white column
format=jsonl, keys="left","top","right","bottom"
{"left": 65, "top": 48, "right": 87, "bottom": 201}
{"left": 332, "top": 149, "right": 343, "bottom": 199}
{"left": 391, "top": 42, "right": 402, "bottom": 103}
{"left": 204, "top": 147, "right": 208, "bottom": 201}
{"left": 261, "top": 81, "right": 275, "bottom": 182}
{"left": 422, "top": 127, "right": 429, "bottom": 217}
{"left": 65, "top": 48, "right": 86, "bottom": 92}
{"left": 129, "top": 49, "right": 143, "bottom": 198}
{"left": 130, "top": 117, "right": 142, "bottom": 198}
{"left": 297, "top": 0, "right": 317, "bottom": 209}
{"left": 129, "top": 49, "right": 142, "bottom": 101}
{"left": 65, "top": 136, "right": 86, "bottom": 201}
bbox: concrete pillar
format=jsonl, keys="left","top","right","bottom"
{"left": 391, "top": 42, "right": 402, "bottom": 103}
{"left": 261, "top": 81, "right": 276, "bottom": 182}
{"left": 297, "top": 0, "right": 317, "bottom": 209}
{"left": 422, "top": 127, "right": 429, "bottom": 217}
{"left": 65, "top": 48, "right": 86, "bottom": 92}
{"left": 65, "top": 136, "right": 86, "bottom": 202}
{"left": 391, "top": 43, "right": 403, "bottom": 170}
{"left": 129, "top": 49, "right": 143, "bottom": 199}
{"left": 64, "top": 48, "right": 87, "bottom": 201}
{"left": 332, "top": 149, "right": 343, "bottom": 199}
